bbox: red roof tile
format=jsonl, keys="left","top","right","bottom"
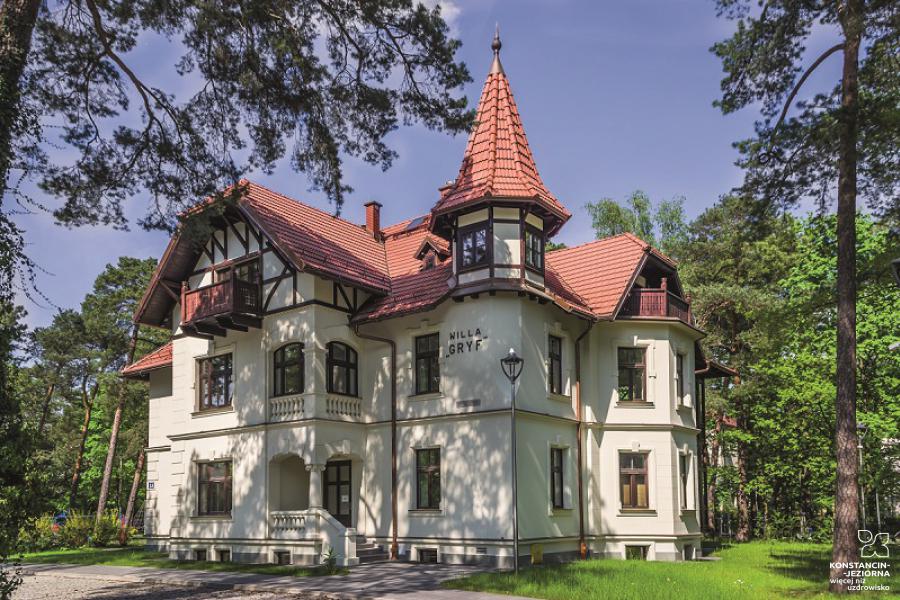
{"left": 545, "top": 233, "right": 652, "bottom": 318}
{"left": 239, "top": 181, "right": 391, "bottom": 293}
{"left": 431, "top": 53, "right": 569, "bottom": 229}
{"left": 122, "top": 342, "right": 173, "bottom": 378}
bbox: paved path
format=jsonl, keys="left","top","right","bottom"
{"left": 19, "top": 562, "right": 527, "bottom": 599}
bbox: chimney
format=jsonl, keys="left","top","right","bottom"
{"left": 364, "top": 201, "right": 382, "bottom": 239}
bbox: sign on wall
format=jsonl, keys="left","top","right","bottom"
{"left": 446, "top": 328, "right": 488, "bottom": 357}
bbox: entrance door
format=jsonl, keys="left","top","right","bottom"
{"left": 324, "top": 460, "right": 352, "bottom": 527}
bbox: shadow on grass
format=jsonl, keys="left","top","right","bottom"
{"left": 22, "top": 547, "right": 347, "bottom": 577}
{"left": 766, "top": 547, "right": 831, "bottom": 584}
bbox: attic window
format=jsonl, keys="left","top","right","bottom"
{"left": 422, "top": 253, "right": 436, "bottom": 271}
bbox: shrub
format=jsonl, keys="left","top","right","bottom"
{"left": 0, "top": 558, "right": 23, "bottom": 600}
{"left": 17, "top": 516, "right": 59, "bottom": 552}
{"left": 58, "top": 511, "right": 91, "bottom": 549}
{"left": 92, "top": 512, "right": 120, "bottom": 547}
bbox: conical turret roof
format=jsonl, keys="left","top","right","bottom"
{"left": 431, "top": 31, "right": 570, "bottom": 235}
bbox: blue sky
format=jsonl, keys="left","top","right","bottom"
{"left": 13, "top": 0, "right": 844, "bottom": 328}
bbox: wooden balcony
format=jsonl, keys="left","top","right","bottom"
{"left": 180, "top": 277, "right": 262, "bottom": 337}
{"left": 620, "top": 287, "right": 693, "bottom": 325}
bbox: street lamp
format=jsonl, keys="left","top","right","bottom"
{"left": 500, "top": 348, "right": 524, "bottom": 574}
{"left": 857, "top": 422, "right": 868, "bottom": 529}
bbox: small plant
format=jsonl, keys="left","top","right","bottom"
{"left": 92, "top": 511, "right": 120, "bottom": 547}
{"left": 17, "top": 516, "right": 59, "bottom": 552}
{"left": 322, "top": 547, "right": 339, "bottom": 574}
{"left": 59, "top": 510, "right": 92, "bottom": 549}
{"left": 0, "top": 556, "right": 23, "bottom": 600}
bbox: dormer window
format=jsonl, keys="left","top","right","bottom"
{"left": 458, "top": 223, "right": 489, "bottom": 271}
{"left": 525, "top": 226, "right": 544, "bottom": 271}
{"left": 422, "top": 253, "right": 436, "bottom": 271}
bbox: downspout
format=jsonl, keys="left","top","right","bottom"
{"left": 574, "top": 318, "right": 593, "bottom": 559}
{"left": 353, "top": 323, "right": 398, "bottom": 559}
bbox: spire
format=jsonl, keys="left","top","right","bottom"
{"left": 490, "top": 24, "right": 503, "bottom": 74}
{"left": 430, "top": 31, "right": 570, "bottom": 235}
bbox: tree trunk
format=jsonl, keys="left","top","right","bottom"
{"left": 0, "top": 0, "right": 41, "bottom": 195}
{"left": 37, "top": 382, "right": 54, "bottom": 436}
{"left": 96, "top": 327, "right": 139, "bottom": 520}
{"left": 69, "top": 382, "right": 97, "bottom": 508}
{"left": 830, "top": 2, "right": 862, "bottom": 593}
{"left": 124, "top": 447, "right": 144, "bottom": 528}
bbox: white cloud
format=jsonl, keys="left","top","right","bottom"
{"left": 419, "top": 0, "right": 462, "bottom": 35}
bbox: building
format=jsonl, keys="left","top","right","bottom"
{"left": 123, "top": 34, "right": 709, "bottom": 567}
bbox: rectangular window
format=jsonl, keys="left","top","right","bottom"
{"left": 617, "top": 347, "right": 646, "bottom": 402}
{"left": 625, "top": 545, "right": 648, "bottom": 560}
{"left": 198, "top": 460, "right": 233, "bottom": 516}
{"left": 198, "top": 354, "right": 233, "bottom": 410}
{"left": 194, "top": 549, "right": 207, "bottom": 561}
{"left": 415, "top": 334, "right": 440, "bottom": 394}
{"left": 680, "top": 454, "right": 689, "bottom": 509}
{"left": 275, "top": 551, "right": 291, "bottom": 565}
{"left": 233, "top": 259, "right": 260, "bottom": 283}
{"left": 620, "top": 453, "right": 649, "bottom": 509}
{"left": 217, "top": 549, "right": 231, "bottom": 562}
{"left": 548, "top": 335, "right": 563, "bottom": 395}
{"left": 415, "top": 448, "right": 441, "bottom": 509}
{"left": 550, "top": 447, "right": 564, "bottom": 509}
{"left": 676, "top": 354, "right": 685, "bottom": 405}
{"left": 327, "top": 342, "right": 358, "bottom": 396}
{"left": 525, "top": 226, "right": 544, "bottom": 270}
{"left": 458, "top": 224, "right": 489, "bottom": 269}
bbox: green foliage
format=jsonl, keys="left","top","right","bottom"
{"left": 57, "top": 511, "right": 92, "bottom": 549}
{"left": 91, "top": 511, "right": 121, "bottom": 547}
{"left": 322, "top": 547, "right": 339, "bottom": 574}
{"left": 16, "top": 516, "right": 59, "bottom": 553}
{"left": 0, "top": 559, "right": 23, "bottom": 600}
{"left": 585, "top": 191, "right": 688, "bottom": 256}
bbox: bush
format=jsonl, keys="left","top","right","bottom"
{"left": 58, "top": 511, "right": 91, "bottom": 549}
{"left": 92, "top": 512, "right": 120, "bottom": 547}
{"left": 0, "top": 558, "right": 23, "bottom": 600}
{"left": 17, "top": 516, "right": 59, "bottom": 552}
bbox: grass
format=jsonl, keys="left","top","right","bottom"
{"left": 444, "top": 541, "right": 898, "bottom": 599}
{"left": 19, "top": 544, "right": 347, "bottom": 577}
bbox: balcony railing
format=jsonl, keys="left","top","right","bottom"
{"left": 181, "top": 277, "right": 262, "bottom": 325}
{"left": 620, "top": 288, "right": 692, "bottom": 325}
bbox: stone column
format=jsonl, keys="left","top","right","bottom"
{"left": 306, "top": 464, "right": 326, "bottom": 508}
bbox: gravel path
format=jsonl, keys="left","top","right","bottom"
{"left": 16, "top": 572, "right": 302, "bottom": 600}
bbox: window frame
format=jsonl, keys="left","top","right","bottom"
{"left": 550, "top": 447, "right": 565, "bottom": 509}
{"left": 197, "top": 353, "right": 234, "bottom": 411}
{"left": 548, "top": 335, "right": 563, "bottom": 395}
{"left": 676, "top": 353, "right": 686, "bottom": 406}
{"left": 326, "top": 342, "right": 358, "bottom": 397}
{"left": 524, "top": 224, "right": 545, "bottom": 272}
{"left": 273, "top": 343, "right": 305, "bottom": 397}
{"left": 619, "top": 452, "right": 650, "bottom": 510}
{"left": 415, "top": 448, "right": 441, "bottom": 510}
{"left": 414, "top": 333, "right": 441, "bottom": 395}
{"left": 456, "top": 222, "right": 491, "bottom": 272}
{"left": 617, "top": 347, "right": 648, "bottom": 403}
{"left": 197, "top": 459, "right": 233, "bottom": 517}
{"left": 679, "top": 453, "right": 690, "bottom": 510}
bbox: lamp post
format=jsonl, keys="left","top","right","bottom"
{"left": 857, "top": 422, "right": 868, "bottom": 530}
{"left": 501, "top": 348, "right": 524, "bottom": 574}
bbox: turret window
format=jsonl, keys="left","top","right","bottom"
{"left": 273, "top": 343, "right": 304, "bottom": 397}
{"left": 525, "top": 226, "right": 544, "bottom": 270}
{"left": 458, "top": 224, "right": 489, "bottom": 270}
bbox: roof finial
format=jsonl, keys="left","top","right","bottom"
{"left": 490, "top": 24, "right": 504, "bottom": 74}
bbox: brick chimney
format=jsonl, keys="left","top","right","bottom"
{"left": 364, "top": 201, "right": 382, "bottom": 239}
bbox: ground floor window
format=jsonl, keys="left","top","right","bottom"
{"left": 620, "top": 452, "right": 649, "bottom": 509}
{"left": 550, "top": 447, "right": 565, "bottom": 509}
{"left": 217, "top": 549, "right": 231, "bottom": 562}
{"left": 625, "top": 545, "right": 648, "bottom": 560}
{"left": 198, "top": 460, "right": 233, "bottom": 516}
{"left": 194, "top": 549, "right": 207, "bottom": 561}
{"left": 416, "top": 448, "right": 441, "bottom": 509}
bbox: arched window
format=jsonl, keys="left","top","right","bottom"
{"left": 327, "top": 342, "right": 358, "bottom": 396}
{"left": 273, "top": 343, "right": 304, "bottom": 397}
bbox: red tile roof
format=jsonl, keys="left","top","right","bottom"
{"left": 122, "top": 342, "right": 173, "bottom": 378}
{"left": 545, "top": 233, "right": 653, "bottom": 318}
{"left": 239, "top": 181, "right": 391, "bottom": 293}
{"left": 431, "top": 57, "right": 570, "bottom": 230}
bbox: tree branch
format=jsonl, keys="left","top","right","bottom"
{"left": 761, "top": 43, "right": 844, "bottom": 164}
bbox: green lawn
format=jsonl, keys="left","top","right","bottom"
{"left": 19, "top": 545, "right": 346, "bottom": 577}
{"left": 444, "top": 542, "right": 898, "bottom": 599}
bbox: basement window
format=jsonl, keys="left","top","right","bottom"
{"left": 194, "top": 549, "right": 207, "bottom": 562}
{"left": 418, "top": 548, "right": 438, "bottom": 563}
{"left": 275, "top": 551, "right": 291, "bottom": 565}
{"left": 217, "top": 549, "right": 231, "bottom": 562}
{"left": 625, "top": 545, "right": 648, "bottom": 560}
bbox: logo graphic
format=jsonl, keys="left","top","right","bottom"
{"left": 858, "top": 529, "right": 890, "bottom": 558}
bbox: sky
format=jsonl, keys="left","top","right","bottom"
{"left": 12, "top": 0, "right": 845, "bottom": 328}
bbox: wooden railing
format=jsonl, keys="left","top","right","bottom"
{"left": 181, "top": 277, "right": 262, "bottom": 324}
{"left": 621, "top": 288, "right": 692, "bottom": 325}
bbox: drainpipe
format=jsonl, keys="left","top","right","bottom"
{"left": 574, "top": 318, "right": 593, "bottom": 559}
{"left": 353, "top": 324, "right": 399, "bottom": 559}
